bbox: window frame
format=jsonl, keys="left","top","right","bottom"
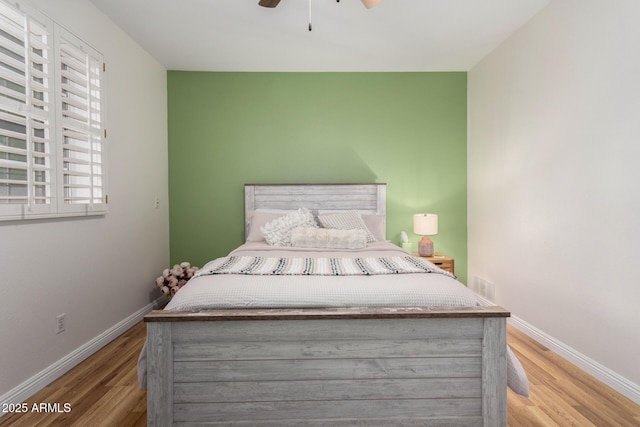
{"left": 0, "top": 0, "right": 107, "bottom": 221}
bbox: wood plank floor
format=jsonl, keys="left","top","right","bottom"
{"left": 1, "top": 322, "right": 639, "bottom": 426}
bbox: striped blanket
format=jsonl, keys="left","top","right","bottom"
{"left": 196, "top": 255, "right": 455, "bottom": 278}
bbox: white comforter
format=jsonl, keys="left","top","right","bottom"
{"left": 164, "top": 241, "right": 478, "bottom": 312}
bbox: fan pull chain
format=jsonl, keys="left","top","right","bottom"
{"left": 308, "top": 0, "right": 312, "bottom": 31}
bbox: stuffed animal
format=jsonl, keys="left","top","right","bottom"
{"left": 154, "top": 261, "right": 199, "bottom": 298}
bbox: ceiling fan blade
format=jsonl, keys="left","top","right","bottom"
{"left": 259, "top": 0, "right": 281, "bottom": 7}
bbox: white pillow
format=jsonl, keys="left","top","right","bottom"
{"left": 260, "top": 208, "right": 317, "bottom": 246}
{"left": 246, "top": 211, "right": 286, "bottom": 242}
{"left": 362, "top": 214, "right": 385, "bottom": 241}
{"left": 317, "top": 210, "right": 377, "bottom": 243}
{"left": 290, "top": 227, "right": 367, "bottom": 249}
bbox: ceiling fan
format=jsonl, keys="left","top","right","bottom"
{"left": 259, "top": 0, "right": 383, "bottom": 30}
{"left": 259, "top": 0, "right": 383, "bottom": 9}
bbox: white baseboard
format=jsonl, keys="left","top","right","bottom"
{"left": 509, "top": 314, "right": 640, "bottom": 405}
{"left": 473, "top": 292, "right": 640, "bottom": 405}
{"left": 0, "top": 297, "right": 164, "bottom": 411}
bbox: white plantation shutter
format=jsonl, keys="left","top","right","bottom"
{"left": 0, "top": 0, "right": 106, "bottom": 220}
{"left": 56, "top": 28, "right": 105, "bottom": 213}
{"left": 0, "top": 1, "right": 54, "bottom": 217}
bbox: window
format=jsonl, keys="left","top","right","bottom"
{"left": 0, "top": 0, "right": 106, "bottom": 221}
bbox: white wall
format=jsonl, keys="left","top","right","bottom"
{"left": 0, "top": 0, "right": 169, "bottom": 398}
{"left": 468, "top": 0, "right": 640, "bottom": 400}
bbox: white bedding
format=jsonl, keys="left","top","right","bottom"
{"left": 164, "top": 241, "right": 479, "bottom": 312}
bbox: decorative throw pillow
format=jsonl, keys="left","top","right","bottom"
{"left": 317, "top": 210, "right": 377, "bottom": 243}
{"left": 260, "top": 208, "right": 317, "bottom": 246}
{"left": 290, "top": 227, "right": 367, "bottom": 249}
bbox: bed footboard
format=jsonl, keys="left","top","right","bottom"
{"left": 146, "top": 306, "right": 508, "bottom": 426}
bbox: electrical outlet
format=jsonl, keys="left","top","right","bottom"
{"left": 56, "top": 313, "right": 66, "bottom": 334}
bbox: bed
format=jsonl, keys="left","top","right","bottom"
{"left": 143, "top": 183, "right": 517, "bottom": 426}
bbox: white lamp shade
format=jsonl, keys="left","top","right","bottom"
{"left": 413, "top": 213, "right": 438, "bottom": 236}
{"left": 361, "top": 0, "right": 383, "bottom": 8}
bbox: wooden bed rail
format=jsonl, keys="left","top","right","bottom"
{"left": 144, "top": 305, "right": 510, "bottom": 322}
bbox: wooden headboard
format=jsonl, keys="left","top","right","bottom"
{"left": 244, "top": 183, "right": 386, "bottom": 237}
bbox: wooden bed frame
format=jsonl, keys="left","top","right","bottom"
{"left": 145, "top": 183, "right": 509, "bottom": 426}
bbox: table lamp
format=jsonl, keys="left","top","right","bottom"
{"left": 413, "top": 213, "right": 438, "bottom": 257}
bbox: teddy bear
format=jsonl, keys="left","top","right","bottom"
{"left": 154, "top": 261, "right": 199, "bottom": 298}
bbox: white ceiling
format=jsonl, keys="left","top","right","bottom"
{"left": 87, "top": 0, "right": 550, "bottom": 72}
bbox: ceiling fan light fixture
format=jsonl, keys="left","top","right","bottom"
{"left": 361, "top": 0, "right": 383, "bottom": 8}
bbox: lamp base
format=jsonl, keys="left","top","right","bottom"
{"left": 418, "top": 236, "right": 434, "bottom": 257}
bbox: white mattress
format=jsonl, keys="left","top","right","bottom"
{"left": 164, "top": 241, "right": 479, "bottom": 312}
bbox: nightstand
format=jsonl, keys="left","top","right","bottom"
{"left": 412, "top": 253, "right": 455, "bottom": 275}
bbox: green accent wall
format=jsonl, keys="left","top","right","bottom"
{"left": 168, "top": 72, "right": 468, "bottom": 283}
